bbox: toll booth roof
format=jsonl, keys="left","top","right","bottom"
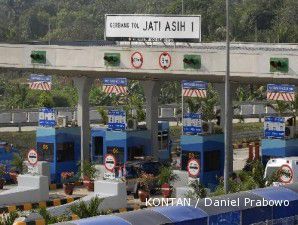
{"left": 251, "top": 186, "right": 298, "bottom": 201}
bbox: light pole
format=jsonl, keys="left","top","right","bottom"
{"left": 182, "top": 0, "right": 184, "bottom": 14}
{"left": 224, "top": 0, "right": 232, "bottom": 193}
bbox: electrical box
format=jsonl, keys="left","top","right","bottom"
{"left": 104, "top": 53, "right": 120, "bottom": 67}
{"left": 183, "top": 54, "right": 201, "bottom": 69}
{"left": 30, "top": 51, "right": 46, "bottom": 64}
{"left": 270, "top": 57, "right": 289, "bottom": 73}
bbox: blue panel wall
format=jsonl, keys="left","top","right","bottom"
{"left": 180, "top": 134, "right": 224, "bottom": 188}
{"left": 262, "top": 138, "right": 298, "bottom": 164}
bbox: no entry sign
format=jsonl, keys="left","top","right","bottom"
{"left": 187, "top": 158, "right": 200, "bottom": 177}
{"left": 104, "top": 154, "right": 117, "bottom": 172}
{"left": 279, "top": 164, "right": 293, "bottom": 184}
{"left": 131, "top": 51, "right": 143, "bottom": 69}
{"left": 27, "top": 149, "right": 38, "bottom": 166}
{"left": 159, "top": 52, "right": 171, "bottom": 70}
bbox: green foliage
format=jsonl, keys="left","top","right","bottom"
{"left": 0, "top": 211, "right": 19, "bottom": 225}
{"left": 37, "top": 207, "right": 69, "bottom": 224}
{"left": 0, "top": 164, "right": 6, "bottom": 177}
{"left": 69, "top": 196, "right": 106, "bottom": 219}
{"left": 185, "top": 179, "right": 207, "bottom": 199}
{"left": 79, "top": 160, "right": 98, "bottom": 180}
{"left": 11, "top": 153, "right": 24, "bottom": 174}
{"left": 186, "top": 84, "right": 219, "bottom": 121}
{"left": 157, "top": 166, "right": 178, "bottom": 186}
{"left": 97, "top": 107, "right": 108, "bottom": 125}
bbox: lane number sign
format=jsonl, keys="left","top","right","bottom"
{"left": 187, "top": 158, "right": 200, "bottom": 177}
{"left": 131, "top": 51, "right": 143, "bottom": 69}
{"left": 279, "top": 164, "right": 293, "bottom": 184}
{"left": 104, "top": 154, "right": 117, "bottom": 172}
{"left": 27, "top": 149, "right": 38, "bottom": 166}
{"left": 159, "top": 52, "right": 171, "bottom": 70}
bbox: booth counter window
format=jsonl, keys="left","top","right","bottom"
{"left": 37, "top": 142, "right": 54, "bottom": 162}
{"left": 57, "top": 142, "right": 74, "bottom": 162}
{"left": 204, "top": 150, "right": 220, "bottom": 172}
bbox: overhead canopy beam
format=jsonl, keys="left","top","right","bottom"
{"left": 0, "top": 43, "right": 297, "bottom": 84}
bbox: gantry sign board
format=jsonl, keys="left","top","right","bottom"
{"left": 105, "top": 14, "right": 201, "bottom": 42}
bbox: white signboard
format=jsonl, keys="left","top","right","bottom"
{"left": 105, "top": 14, "right": 201, "bottom": 42}
{"left": 104, "top": 171, "right": 116, "bottom": 180}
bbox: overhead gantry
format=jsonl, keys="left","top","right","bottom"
{"left": 0, "top": 41, "right": 297, "bottom": 163}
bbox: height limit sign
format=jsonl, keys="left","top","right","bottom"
{"left": 159, "top": 52, "right": 171, "bottom": 70}
{"left": 131, "top": 51, "right": 143, "bottom": 69}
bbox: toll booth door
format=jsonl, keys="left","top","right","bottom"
{"left": 94, "top": 136, "right": 104, "bottom": 163}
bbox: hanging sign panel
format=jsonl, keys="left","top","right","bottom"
{"left": 183, "top": 113, "right": 202, "bottom": 134}
{"left": 102, "top": 78, "right": 127, "bottom": 95}
{"left": 267, "top": 84, "right": 295, "bottom": 102}
{"left": 182, "top": 80, "right": 207, "bottom": 98}
{"left": 264, "top": 116, "right": 285, "bottom": 139}
{"left": 105, "top": 14, "right": 201, "bottom": 42}
{"left": 29, "top": 74, "right": 52, "bottom": 91}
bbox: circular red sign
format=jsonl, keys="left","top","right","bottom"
{"left": 104, "top": 154, "right": 117, "bottom": 172}
{"left": 187, "top": 158, "right": 200, "bottom": 177}
{"left": 279, "top": 164, "right": 293, "bottom": 184}
{"left": 159, "top": 52, "right": 172, "bottom": 70}
{"left": 131, "top": 51, "right": 144, "bottom": 69}
{"left": 27, "top": 149, "right": 38, "bottom": 166}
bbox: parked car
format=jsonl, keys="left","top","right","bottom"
{"left": 125, "top": 160, "right": 162, "bottom": 196}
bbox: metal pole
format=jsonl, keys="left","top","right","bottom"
{"left": 224, "top": 0, "right": 232, "bottom": 193}
{"left": 181, "top": 83, "right": 184, "bottom": 134}
{"left": 182, "top": 0, "right": 184, "bottom": 14}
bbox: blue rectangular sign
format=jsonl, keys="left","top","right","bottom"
{"left": 103, "top": 78, "right": 127, "bottom": 86}
{"left": 264, "top": 116, "right": 285, "bottom": 139}
{"left": 108, "top": 110, "right": 126, "bottom": 131}
{"left": 182, "top": 81, "right": 207, "bottom": 89}
{"left": 39, "top": 108, "right": 56, "bottom": 127}
{"left": 29, "top": 74, "right": 52, "bottom": 82}
{"left": 267, "top": 84, "right": 295, "bottom": 93}
{"left": 183, "top": 113, "right": 202, "bottom": 134}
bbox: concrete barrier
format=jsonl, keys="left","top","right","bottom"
{"left": 28, "top": 112, "right": 39, "bottom": 122}
{"left": 0, "top": 175, "right": 49, "bottom": 207}
{"left": 47, "top": 180, "right": 127, "bottom": 217}
{"left": 0, "top": 113, "right": 12, "bottom": 123}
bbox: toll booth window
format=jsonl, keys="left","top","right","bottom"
{"left": 107, "top": 147, "right": 124, "bottom": 165}
{"left": 181, "top": 150, "right": 200, "bottom": 171}
{"left": 57, "top": 142, "right": 75, "bottom": 162}
{"left": 204, "top": 150, "right": 220, "bottom": 172}
{"left": 127, "top": 146, "right": 144, "bottom": 161}
{"left": 37, "top": 142, "right": 54, "bottom": 162}
{"left": 94, "top": 137, "right": 103, "bottom": 156}
{"left": 158, "top": 131, "right": 169, "bottom": 150}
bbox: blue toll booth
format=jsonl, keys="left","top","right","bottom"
{"left": 261, "top": 138, "right": 298, "bottom": 164}
{"left": 36, "top": 127, "right": 81, "bottom": 183}
{"left": 91, "top": 121, "right": 172, "bottom": 165}
{"left": 0, "top": 142, "right": 18, "bottom": 180}
{"left": 180, "top": 134, "right": 224, "bottom": 189}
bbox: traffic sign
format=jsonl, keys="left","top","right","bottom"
{"left": 131, "top": 51, "right": 143, "bottom": 69}
{"left": 187, "top": 158, "right": 200, "bottom": 177}
{"left": 264, "top": 116, "right": 285, "bottom": 139}
{"left": 159, "top": 52, "right": 171, "bottom": 70}
{"left": 27, "top": 149, "right": 38, "bottom": 166}
{"left": 108, "top": 110, "right": 126, "bottom": 131}
{"left": 104, "top": 154, "right": 117, "bottom": 172}
{"left": 279, "top": 164, "right": 293, "bottom": 184}
{"left": 183, "top": 113, "right": 202, "bottom": 135}
{"left": 39, "top": 108, "right": 56, "bottom": 127}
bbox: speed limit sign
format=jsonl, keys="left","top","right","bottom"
{"left": 104, "top": 154, "right": 117, "bottom": 172}
{"left": 27, "top": 149, "right": 38, "bottom": 166}
{"left": 159, "top": 52, "right": 172, "bottom": 70}
{"left": 187, "top": 158, "right": 200, "bottom": 177}
{"left": 131, "top": 51, "right": 143, "bottom": 69}
{"left": 279, "top": 164, "right": 293, "bottom": 184}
